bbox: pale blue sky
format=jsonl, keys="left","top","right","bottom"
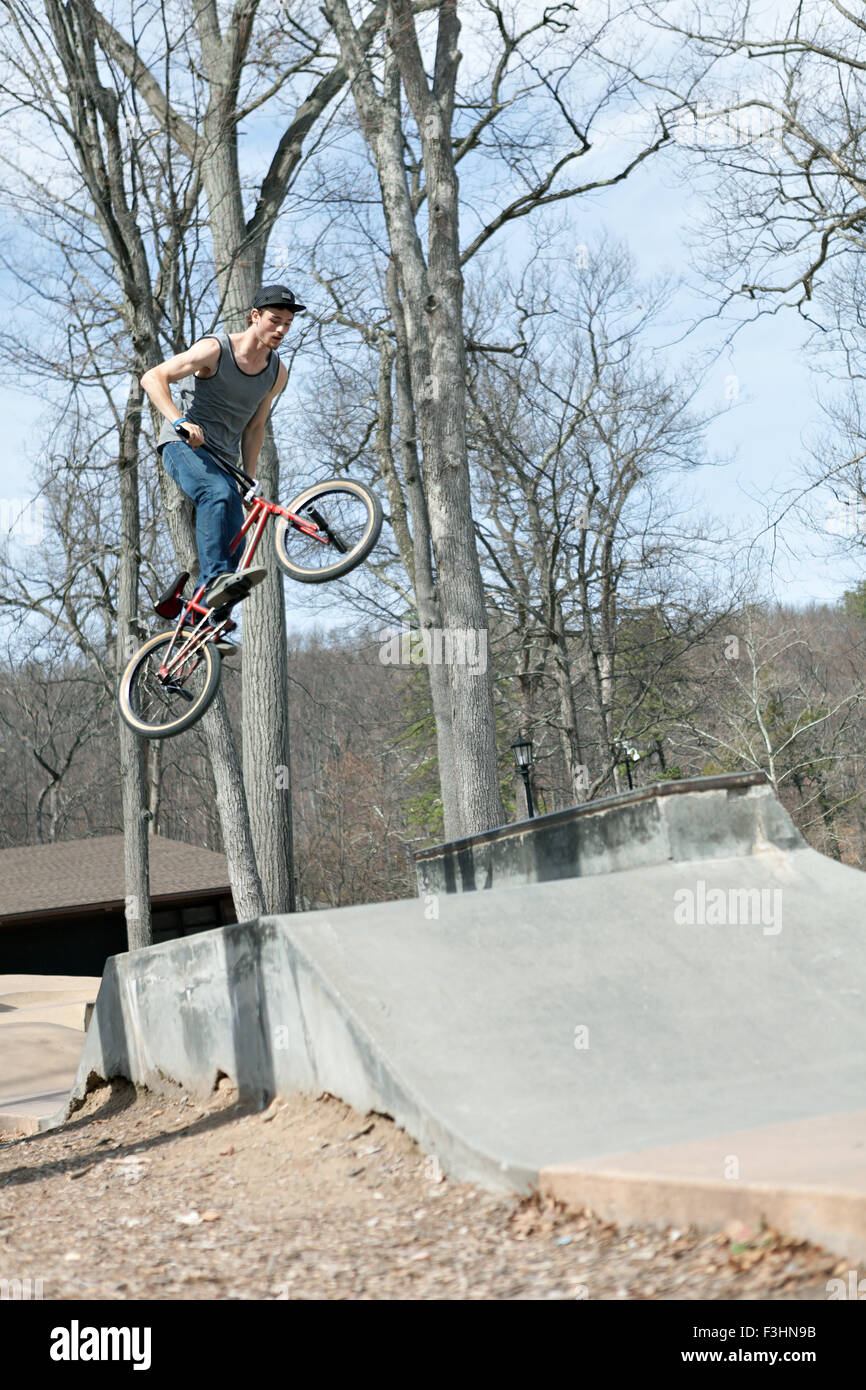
{"left": 560, "top": 136, "right": 856, "bottom": 608}
{"left": 0, "top": 3, "right": 858, "bottom": 616}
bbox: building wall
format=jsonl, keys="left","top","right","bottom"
{"left": 0, "top": 896, "right": 236, "bottom": 976}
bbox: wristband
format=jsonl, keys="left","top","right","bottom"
{"left": 173, "top": 416, "right": 188, "bottom": 429}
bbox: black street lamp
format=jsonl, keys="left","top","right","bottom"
{"left": 614, "top": 740, "right": 641, "bottom": 790}
{"left": 510, "top": 732, "right": 535, "bottom": 819}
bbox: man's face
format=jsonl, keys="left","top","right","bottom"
{"left": 253, "top": 306, "right": 295, "bottom": 347}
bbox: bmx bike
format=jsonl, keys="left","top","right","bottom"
{"left": 118, "top": 454, "right": 382, "bottom": 739}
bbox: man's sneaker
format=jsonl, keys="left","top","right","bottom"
{"left": 203, "top": 567, "right": 268, "bottom": 609}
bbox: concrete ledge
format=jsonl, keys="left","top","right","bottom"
{"left": 29, "top": 780, "right": 866, "bottom": 1265}
{"left": 541, "top": 1171, "right": 866, "bottom": 1266}
{"left": 39, "top": 921, "right": 535, "bottom": 1191}
{"left": 0, "top": 1113, "right": 41, "bottom": 1137}
{"left": 0, "top": 1090, "right": 72, "bottom": 1137}
{"left": 540, "top": 1109, "right": 866, "bottom": 1264}
{"left": 415, "top": 773, "right": 804, "bottom": 896}
{"left": 0, "top": 976, "right": 99, "bottom": 1132}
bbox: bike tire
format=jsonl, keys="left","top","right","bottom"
{"left": 118, "top": 632, "right": 222, "bottom": 739}
{"left": 273, "top": 478, "right": 383, "bottom": 584}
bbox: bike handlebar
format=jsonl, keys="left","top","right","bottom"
{"left": 175, "top": 423, "right": 257, "bottom": 492}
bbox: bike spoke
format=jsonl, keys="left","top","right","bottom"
{"left": 130, "top": 642, "right": 211, "bottom": 730}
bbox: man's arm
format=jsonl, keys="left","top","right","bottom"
{"left": 241, "top": 361, "right": 289, "bottom": 478}
{"left": 140, "top": 338, "right": 221, "bottom": 450}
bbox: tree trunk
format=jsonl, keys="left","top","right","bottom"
{"left": 116, "top": 379, "right": 153, "bottom": 950}
{"left": 195, "top": 3, "right": 296, "bottom": 912}
{"left": 550, "top": 599, "right": 586, "bottom": 805}
{"left": 155, "top": 463, "right": 266, "bottom": 923}
{"left": 242, "top": 428, "right": 297, "bottom": 915}
{"left": 43, "top": 0, "right": 155, "bottom": 949}
{"left": 327, "top": 0, "right": 506, "bottom": 837}
{"left": 383, "top": 262, "right": 459, "bottom": 835}
{"left": 148, "top": 741, "right": 162, "bottom": 836}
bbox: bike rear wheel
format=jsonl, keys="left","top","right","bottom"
{"left": 274, "top": 478, "right": 382, "bottom": 583}
{"left": 118, "top": 632, "right": 222, "bottom": 739}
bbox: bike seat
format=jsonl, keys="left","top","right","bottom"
{"left": 154, "top": 571, "right": 190, "bottom": 618}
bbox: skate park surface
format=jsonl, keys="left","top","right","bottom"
{"left": 0, "top": 976, "right": 101, "bottom": 1134}
{"left": 7, "top": 774, "right": 866, "bottom": 1261}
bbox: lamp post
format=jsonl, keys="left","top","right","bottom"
{"left": 615, "top": 740, "right": 641, "bottom": 790}
{"left": 510, "top": 732, "right": 535, "bottom": 819}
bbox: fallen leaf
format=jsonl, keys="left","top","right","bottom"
{"left": 724, "top": 1220, "right": 759, "bottom": 1244}
{"left": 346, "top": 1122, "right": 375, "bottom": 1142}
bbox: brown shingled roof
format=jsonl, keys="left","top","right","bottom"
{"left": 0, "top": 836, "right": 231, "bottom": 923}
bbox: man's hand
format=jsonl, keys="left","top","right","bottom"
{"left": 176, "top": 419, "right": 205, "bottom": 449}
{"left": 243, "top": 480, "right": 263, "bottom": 505}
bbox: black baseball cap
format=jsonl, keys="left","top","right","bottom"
{"left": 252, "top": 284, "right": 306, "bottom": 313}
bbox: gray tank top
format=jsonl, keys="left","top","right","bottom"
{"left": 157, "top": 333, "right": 280, "bottom": 470}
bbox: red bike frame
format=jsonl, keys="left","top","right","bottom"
{"left": 156, "top": 466, "right": 331, "bottom": 680}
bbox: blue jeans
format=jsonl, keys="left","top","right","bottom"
{"left": 160, "top": 441, "right": 244, "bottom": 592}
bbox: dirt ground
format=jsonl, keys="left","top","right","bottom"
{"left": 0, "top": 1081, "right": 846, "bottom": 1301}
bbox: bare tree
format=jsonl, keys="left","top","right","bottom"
{"left": 637, "top": 1, "right": 866, "bottom": 317}
{"left": 670, "top": 603, "right": 864, "bottom": 859}
{"left": 466, "top": 244, "right": 737, "bottom": 800}
{"left": 311, "top": 0, "right": 678, "bottom": 835}
{"left": 86, "top": 0, "right": 396, "bottom": 910}
{"left": 0, "top": 0, "right": 266, "bottom": 931}
{"left": 0, "top": 640, "right": 105, "bottom": 843}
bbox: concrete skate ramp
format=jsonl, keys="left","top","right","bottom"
{"left": 48, "top": 777, "right": 866, "bottom": 1233}
{"left": 0, "top": 976, "right": 101, "bottom": 1134}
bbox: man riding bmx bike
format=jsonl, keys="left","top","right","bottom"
{"left": 140, "top": 284, "right": 305, "bottom": 645}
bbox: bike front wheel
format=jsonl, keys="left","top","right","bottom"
{"left": 273, "top": 478, "right": 383, "bottom": 583}
{"left": 118, "top": 632, "right": 222, "bottom": 739}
